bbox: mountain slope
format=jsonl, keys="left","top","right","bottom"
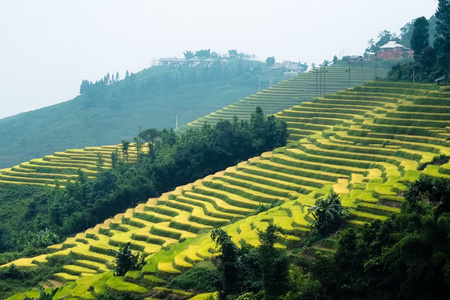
{"left": 4, "top": 80, "right": 450, "bottom": 299}
{"left": 185, "top": 60, "right": 390, "bottom": 130}
{"left": 0, "top": 61, "right": 269, "bottom": 169}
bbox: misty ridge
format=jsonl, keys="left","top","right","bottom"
{"left": 0, "top": 52, "right": 280, "bottom": 169}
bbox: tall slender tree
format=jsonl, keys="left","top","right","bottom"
{"left": 411, "top": 17, "right": 430, "bottom": 59}
{"left": 435, "top": 0, "right": 450, "bottom": 73}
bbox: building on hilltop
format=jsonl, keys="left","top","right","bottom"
{"left": 189, "top": 57, "right": 201, "bottom": 67}
{"left": 284, "top": 63, "right": 304, "bottom": 76}
{"left": 270, "top": 63, "right": 283, "bottom": 73}
{"left": 159, "top": 57, "right": 205, "bottom": 67}
{"left": 271, "top": 61, "right": 305, "bottom": 77}
{"left": 204, "top": 58, "right": 215, "bottom": 67}
{"left": 158, "top": 57, "right": 179, "bottom": 66}
{"left": 348, "top": 55, "right": 363, "bottom": 64}
{"left": 376, "top": 41, "right": 413, "bottom": 60}
{"left": 158, "top": 57, "right": 189, "bottom": 66}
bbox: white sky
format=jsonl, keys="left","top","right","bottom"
{"left": 0, "top": 0, "right": 438, "bottom": 119}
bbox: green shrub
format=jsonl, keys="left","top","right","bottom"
{"left": 169, "top": 261, "right": 220, "bottom": 292}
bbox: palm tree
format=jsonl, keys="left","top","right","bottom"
{"left": 108, "top": 242, "right": 146, "bottom": 276}
{"left": 306, "top": 193, "right": 349, "bottom": 234}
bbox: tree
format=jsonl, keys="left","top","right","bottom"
{"left": 258, "top": 224, "right": 289, "bottom": 300}
{"left": 96, "top": 152, "right": 104, "bottom": 173}
{"left": 26, "top": 228, "right": 59, "bottom": 249}
{"left": 212, "top": 225, "right": 290, "bottom": 300}
{"left": 411, "top": 17, "right": 430, "bottom": 59}
{"left": 435, "top": 0, "right": 450, "bottom": 73}
{"left": 211, "top": 228, "right": 241, "bottom": 298}
{"left": 228, "top": 49, "right": 238, "bottom": 58}
{"left": 366, "top": 30, "right": 399, "bottom": 52}
{"left": 79, "top": 80, "right": 91, "bottom": 95}
{"left": 183, "top": 50, "right": 194, "bottom": 60}
{"left": 298, "top": 61, "right": 309, "bottom": 71}
{"left": 111, "top": 150, "right": 119, "bottom": 169}
{"left": 307, "top": 193, "right": 349, "bottom": 234}
{"left": 399, "top": 21, "right": 413, "bottom": 47}
{"left": 121, "top": 140, "right": 130, "bottom": 161}
{"left": 405, "top": 176, "right": 450, "bottom": 217}
{"left": 139, "top": 128, "right": 159, "bottom": 144}
{"left": 265, "top": 56, "right": 275, "bottom": 67}
{"left": 195, "top": 49, "right": 211, "bottom": 58}
{"left": 420, "top": 45, "right": 437, "bottom": 70}
{"left": 133, "top": 137, "right": 143, "bottom": 158}
{"left": 108, "top": 242, "right": 146, "bottom": 276}
{"left": 332, "top": 55, "right": 338, "bottom": 64}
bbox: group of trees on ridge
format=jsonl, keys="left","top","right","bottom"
{"left": 389, "top": 0, "right": 450, "bottom": 82}
{"left": 77, "top": 56, "right": 269, "bottom": 110}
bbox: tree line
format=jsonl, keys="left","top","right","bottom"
{"left": 0, "top": 108, "right": 287, "bottom": 256}
{"left": 77, "top": 59, "right": 264, "bottom": 110}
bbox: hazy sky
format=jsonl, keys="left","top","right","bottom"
{"left": 0, "top": 0, "right": 438, "bottom": 119}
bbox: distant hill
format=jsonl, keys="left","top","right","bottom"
{"left": 0, "top": 59, "right": 274, "bottom": 169}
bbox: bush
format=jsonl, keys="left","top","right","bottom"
{"left": 307, "top": 193, "right": 349, "bottom": 234}
{"left": 169, "top": 262, "right": 220, "bottom": 292}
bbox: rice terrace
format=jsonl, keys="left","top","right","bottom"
{"left": 0, "top": 1, "right": 449, "bottom": 300}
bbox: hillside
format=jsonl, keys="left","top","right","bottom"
{"left": 185, "top": 60, "right": 391, "bottom": 130}
{"left": 3, "top": 80, "right": 450, "bottom": 299}
{"left": 0, "top": 60, "right": 391, "bottom": 191}
{"left": 0, "top": 143, "right": 146, "bottom": 189}
{"left": 0, "top": 59, "right": 272, "bottom": 169}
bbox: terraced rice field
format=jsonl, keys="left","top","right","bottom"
{"left": 186, "top": 61, "right": 390, "bottom": 129}
{"left": 4, "top": 81, "right": 450, "bottom": 299}
{"left": 0, "top": 143, "right": 147, "bottom": 188}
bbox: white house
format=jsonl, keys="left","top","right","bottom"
{"left": 378, "top": 41, "right": 413, "bottom": 59}
{"left": 189, "top": 57, "right": 201, "bottom": 67}
{"left": 158, "top": 57, "right": 179, "bottom": 65}
{"left": 204, "top": 58, "right": 215, "bottom": 67}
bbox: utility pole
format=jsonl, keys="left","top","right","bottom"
{"left": 374, "top": 52, "right": 378, "bottom": 81}
{"left": 319, "top": 68, "right": 322, "bottom": 97}
{"left": 361, "top": 58, "right": 364, "bottom": 85}
{"left": 346, "top": 60, "right": 351, "bottom": 87}
{"left": 315, "top": 69, "right": 318, "bottom": 97}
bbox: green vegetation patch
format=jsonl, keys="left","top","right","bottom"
{"left": 70, "top": 273, "right": 104, "bottom": 297}
{"left": 169, "top": 261, "right": 219, "bottom": 293}
{"left": 105, "top": 276, "right": 148, "bottom": 294}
